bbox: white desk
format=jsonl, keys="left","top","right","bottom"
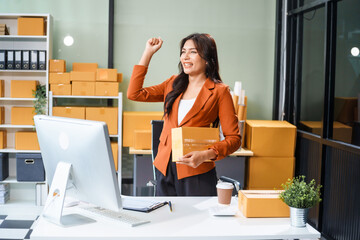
{"left": 31, "top": 196, "right": 320, "bottom": 240}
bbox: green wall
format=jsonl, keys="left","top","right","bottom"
{"left": 2, "top": 0, "right": 276, "bottom": 120}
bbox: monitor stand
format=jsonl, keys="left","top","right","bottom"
{"left": 42, "top": 161, "right": 96, "bottom": 227}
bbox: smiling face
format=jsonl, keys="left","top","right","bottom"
{"left": 180, "top": 40, "right": 207, "bottom": 77}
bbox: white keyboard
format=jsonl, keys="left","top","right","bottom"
{"left": 79, "top": 206, "right": 150, "bottom": 227}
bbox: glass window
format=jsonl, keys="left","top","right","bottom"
{"left": 334, "top": 0, "right": 360, "bottom": 146}
{"left": 299, "top": 8, "right": 326, "bottom": 136}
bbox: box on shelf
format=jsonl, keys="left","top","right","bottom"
{"left": 117, "top": 73, "right": 123, "bottom": 83}
{"left": 49, "top": 59, "right": 66, "bottom": 73}
{"left": 0, "top": 153, "right": 9, "bottom": 181}
{"left": 0, "top": 80, "right": 4, "bottom": 97}
{"left": 85, "top": 107, "right": 118, "bottom": 135}
{"left": 50, "top": 84, "right": 71, "bottom": 95}
{"left": 134, "top": 130, "right": 152, "bottom": 150}
{"left": 122, "top": 111, "right": 163, "bottom": 147}
{"left": 72, "top": 62, "right": 98, "bottom": 72}
{"left": 96, "top": 69, "right": 118, "bottom": 82}
{"left": 16, "top": 153, "right": 44, "bottom": 182}
{"left": 52, "top": 106, "right": 86, "bottom": 119}
{"left": 300, "top": 121, "right": 352, "bottom": 144}
{"left": 246, "top": 156, "right": 295, "bottom": 190}
{"left": 0, "top": 130, "right": 6, "bottom": 149}
{"left": 238, "top": 190, "right": 289, "bottom": 218}
{"left": 15, "top": 131, "right": 40, "bottom": 150}
{"left": 95, "top": 82, "right": 119, "bottom": 96}
{"left": 171, "top": 127, "right": 219, "bottom": 162}
{"left": 0, "top": 107, "right": 4, "bottom": 124}
{"left": 72, "top": 82, "right": 95, "bottom": 96}
{"left": 70, "top": 71, "right": 96, "bottom": 82}
{"left": 17, "top": 17, "right": 45, "bottom": 36}
{"left": 111, "top": 142, "right": 118, "bottom": 171}
{"left": 11, "top": 107, "right": 35, "bottom": 125}
{"left": 245, "top": 120, "right": 296, "bottom": 157}
{"left": 49, "top": 73, "right": 70, "bottom": 84}
{"left": 11, "top": 80, "right": 38, "bottom": 98}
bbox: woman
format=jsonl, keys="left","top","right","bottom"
{"left": 127, "top": 33, "right": 241, "bottom": 196}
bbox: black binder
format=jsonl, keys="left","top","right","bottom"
{"left": 38, "top": 51, "right": 46, "bottom": 70}
{"left": 22, "top": 50, "right": 30, "bottom": 70}
{"left": 6, "top": 50, "right": 14, "bottom": 69}
{"left": 0, "top": 50, "right": 5, "bottom": 69}
{"left": 30, "top": 50, "right": 38, "bottom": 70}
{"left": 15, "top": 50, "right": 21, "bottom": 70}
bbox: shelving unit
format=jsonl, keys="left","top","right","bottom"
{"left": 49, "top": 91, "right": 123, "bottom": 192}
{"left": 0, "top": 13, "right": 52, "bottom": 206}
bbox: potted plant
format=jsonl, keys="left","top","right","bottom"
{"left": 33, "top": 84, "right": 47, "bottom": 115}
{"left": 279, "top": 175, "right": 322, "bottom": 227}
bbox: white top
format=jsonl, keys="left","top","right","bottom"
{"left": 178, "top": 98, "right": 196, "bottom": 125}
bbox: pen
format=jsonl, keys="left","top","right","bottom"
{"left": 167, "top": 201, "right": 172, "bottom": 212}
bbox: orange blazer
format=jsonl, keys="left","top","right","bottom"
{"left": 127, "top": 65, "right": 241, "bottom": 179}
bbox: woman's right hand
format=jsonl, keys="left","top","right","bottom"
{"left": 139, "top": 37, "right": 163, "bottom": 66}
{"left": 145, "top": 37, "right": 163, "bottom": 55}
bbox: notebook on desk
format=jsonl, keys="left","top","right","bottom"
{"left": 122, "top": 198, "right": 169, "bottom": 213}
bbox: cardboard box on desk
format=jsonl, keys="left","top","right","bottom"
{"left": 0, "top": 130, "right": 7, "bottom": 149}
{"left": 72, "top": 62, "right": 98, "bottom": 72}
{"left": 49, "top": 73, "right": 70, "bottom": 84}
{"left": 49, "top": 60, "right": 66, "bottom": 73}
{"left": 95, "top": 82, "right": 119, "bottom": 96}
{"left": 18, "top": 17, "right": 45, "bottom": 36}
{"left": 15, "top": 131, "right": 40, "bottom": 150}
{"left": 50, "top": 84, "right": 71, "bottom": 95}
{"left": 72, "top": 82, "right": 95, "bottom": 96}
{"left": 245, "top": 120, "right": 296, "bottom": 157}
{"left": 246, "top": 156, "right": 295, "bottom": 190}
{"left": 11, "top": 107, "right": 35, "bottom": 125}
{"left": 122, "top": 111, "right": 164, "bottom": 147}
{"left": 96, "top": 69, "right": 118, "bottom": 82}
{"left": 300, "top": 121, "right": 352, "bottom": 144}
{"left": 171, "top": 127, "right": 219, "bottom": 162}
{"left": 86, "top": 107, "right": 118, "bottom": 135}
{"left": 52, "top": 106, "right": 85, "bottom": 119}
{"left": 70, "top": 71, "right": 96, "bottom": 82}
{"left": 134, "top": 130, "right": 151, "bottom": 150}
{"left": 11, "top": 80, "right": 38, "bottom": 98}
{"left": 238, "top": 190, "right": 289, "bottom": 218}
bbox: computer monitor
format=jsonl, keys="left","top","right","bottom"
{"left": 34, "top": 115, "right": 121, "bottom": 226}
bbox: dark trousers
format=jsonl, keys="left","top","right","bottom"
{"left": 155, "top": 160, "right": 218, "bottom": 196}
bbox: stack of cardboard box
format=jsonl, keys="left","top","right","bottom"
{"left": 0, "top": 24, "right": 9, "bottom": 35}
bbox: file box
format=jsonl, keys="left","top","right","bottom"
{"left": 16, "top": 153, "right": 44, "bottom": 181}
{"left": 0, "top": 153, "right": 9, "bottom": 181}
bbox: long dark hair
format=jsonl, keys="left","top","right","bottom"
{"left": 164, "top": 33, "right": 222, "bottom": 117}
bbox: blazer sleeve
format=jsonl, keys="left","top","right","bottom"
{"left": 127, "top": 65, "right": 172, "bottom": 102}
{"left": 209, "top": 86, "right": 241, "bottom": 160}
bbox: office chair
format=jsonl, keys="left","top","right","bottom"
{"left": 148, "top": 120, "right": 241, "bottom": 196}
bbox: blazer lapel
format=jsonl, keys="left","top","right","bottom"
{"left": 179, "top": 78, "right": 214, "bottom": 127}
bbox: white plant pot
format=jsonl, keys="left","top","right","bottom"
{"left": 289, "top": 207, "right": 310, "bottom": 227}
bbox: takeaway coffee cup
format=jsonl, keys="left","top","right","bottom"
{"left": 216, "top": 182, "right": 234, "bottom": 205}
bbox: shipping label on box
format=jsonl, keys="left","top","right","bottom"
{"left": 17, "top": 17, "right": 45, "bottom": 36}
{"left": 70, "top": 71, "right": 96, "bottom": 82}
{"left": 171, "top": 127, "right": 219, "bottom": 162}
{"left": 50, "top": 84, "right": 71, "bottom": 95}
{"left": 15, "top": 131, "right": 40, "bottom": 150}
{"left": 122, "top": 111, "right": 164, "bottom": 147}
{"left": 11, "top": 80, "right": 38, "bottom": 98}
{"left": 245, "top": 120, "right": 296, "bottom": 157}
{"left": 86, "top": 107, "right": 118, "bottom": 135}
{"left": 49, "top": 73, "right": 70, "bottom": 84}
{"left": 72, "top": 82, "right": 95, "bottom": 96}
{"left": 49, "top": 59, "right": 66, "bottom": 73}
{"left": 52, "top": 106, "right": 86, "bottom": 119}
{"left": 11, "top": 107, "right": 35, "bottom": 125}
{"left": 96, "top": 68, "right": 118, "bottom": 82}
{"left": 134, "top": 130, "right": 151, "bottom": 150}
{"left": 246, "top": 156, "right": 295, "bottom": 190}
{"left": 238, "top": 190, "right": 289, "bottom": 218}
{"left": 72, "top": 62, "right": 98, "bottom": 72}
{"left": 0, "top": 130, "right": 7, "bottom": 149}
{"left": 95, "top": 82, "right": 119, "bottom": 96}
